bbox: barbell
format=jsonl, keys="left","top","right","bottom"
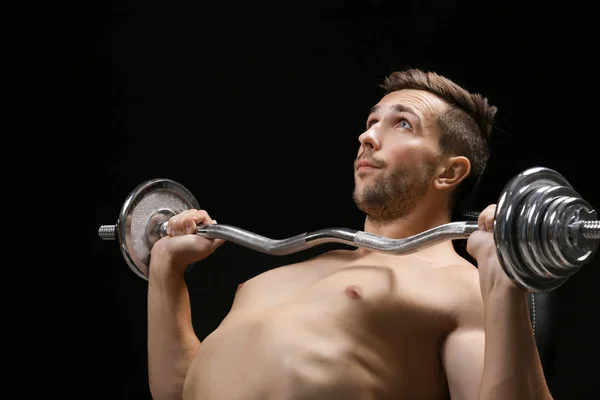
{"left": 98, "top": 166, "right": 599, "bottom": 292}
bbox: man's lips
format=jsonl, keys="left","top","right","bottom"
{"left": 356, "top": 160, "right": 380, "bottom": 169}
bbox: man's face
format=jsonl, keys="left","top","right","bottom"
{"left": 353, "top": 89, "right": 448, "bottom": 223}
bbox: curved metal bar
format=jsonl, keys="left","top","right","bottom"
{"left": 173, "top": 221, "right": 480, "bottom": 256}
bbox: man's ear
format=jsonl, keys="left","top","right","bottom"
{"left": 433, "top": 156, "right": 470, "bottom": 191}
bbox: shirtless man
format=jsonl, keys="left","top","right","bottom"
{"left": 146, "top": 69, "right": 554, "bottom": 400}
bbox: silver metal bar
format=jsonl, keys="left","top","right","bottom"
{"left": 156, "top": 221, "right": 479, "bottom": 255}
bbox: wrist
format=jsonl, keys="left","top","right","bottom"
{"left": 149, "top": 247, "right": 188, "bottom": 283}
{"left": 483, "top": 279, "right": 528, "bottom": 308}
{"left": 478, "top": 254, "right": 527, "bottom": 294}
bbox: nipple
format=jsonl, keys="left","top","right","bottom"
{"left": 344, "top": 285, "right": 362, "bottom": 299}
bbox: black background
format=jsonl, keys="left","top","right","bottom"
{"left": 8, "top": 0, "right": 600, "bottom": 398}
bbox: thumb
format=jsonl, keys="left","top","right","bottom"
{"left": 466, "top": 230, "right": 485, "bottom": 257}
{"left": 210, "top": 220, "right": 226, "bottom": 251}
{"left": 211, "top": 238, "right": 226, "bottom": 252}
{"left": 467, "top": 230, "right": 497, "bottom": 262}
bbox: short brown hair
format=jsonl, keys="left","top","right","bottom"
{"left": 380, "top": 68, "right": 497, "bottom": 213}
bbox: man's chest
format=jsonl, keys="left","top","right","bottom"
{"left": 230, "top": 254, "right": 458, "bottom": 337}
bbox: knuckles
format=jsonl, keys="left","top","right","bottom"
{"left": 167, "top": 209, "right": 211, "bottom": 236}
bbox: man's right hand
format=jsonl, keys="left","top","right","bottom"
{"left": 149, "top": 209, "right": 225, "bottom": 278}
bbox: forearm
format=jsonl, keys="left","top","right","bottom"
{"left": 479, "top": 286, "right": 552, "bottom": 400}
{"left": 147, "top": 263, "right": 200, "bottom": 400}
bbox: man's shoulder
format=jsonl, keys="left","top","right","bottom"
{"left": 438, "top": 263, "right": 484, "bottom": 328}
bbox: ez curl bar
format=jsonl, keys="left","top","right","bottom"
{"left": 98, "top": 167, "right": 599, "bottom": 293}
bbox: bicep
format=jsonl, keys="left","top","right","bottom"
{"left": 442, "top": 327, "right": 485, "bottom": 400}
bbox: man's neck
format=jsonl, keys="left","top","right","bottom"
{"left": 357, "top": 202, "right": 455, "bottom": 257}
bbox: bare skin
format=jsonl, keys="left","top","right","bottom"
{"left": 147, "top": 87, "right": 552, "bottom": 400}
{"left": 182, "top": 245, "right": 479, "bottom": 400}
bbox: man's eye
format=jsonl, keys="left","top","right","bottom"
{"left": 367, "top": 120, "right": 378, "bottom": 129}
{"left": 398, "top": 120, "right": 411, "bottom": 129}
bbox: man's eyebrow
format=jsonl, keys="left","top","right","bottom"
{"left": 391, "top": 104, "right": 420, "bottom": 121}
{"left": 368, "top": 105, "right": 379, "bottom": 117}
{"left": 366, "top": 104, "right": 422, "bottom": 127}
{"left": 367, "top": 104, "right": 420, "bottom": 118}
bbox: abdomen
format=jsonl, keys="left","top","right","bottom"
{"left": 183, "top": 302, "right": 448, "bottom": 400}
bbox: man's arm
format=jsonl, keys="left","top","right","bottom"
{"left": 477, "top": 285, "right": 552, "bottom": 400}
{"left": 145, "top": 209, "right": 224, "bottom": 399}
{"left": 147, "top": 256, "right": 200, "bottom": 400}
{"left": 442, "top": 268, "right": 553, "bottom": 400}
{"left": 441, "top": 269, "right": 485, "bottom": 400}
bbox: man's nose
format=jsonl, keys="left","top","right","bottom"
{"left": 358, "top": 126, "right": 381, "bottom": 151}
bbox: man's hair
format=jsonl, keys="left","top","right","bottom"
{"left": 380, "top": 68, "right": 497, "bottom": 214}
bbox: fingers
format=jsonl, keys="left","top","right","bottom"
{"left": 166, "top": 209, "right": 216, "bottom": 236}
{"left": 211, "top": 237, "right": 226, "bottom": 252}
{"left": 477, "top": 204, "right": 497, "bottom": 232}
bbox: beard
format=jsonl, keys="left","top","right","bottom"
{"left": 352, "top": 163, "right": 435, "bottom": 224}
